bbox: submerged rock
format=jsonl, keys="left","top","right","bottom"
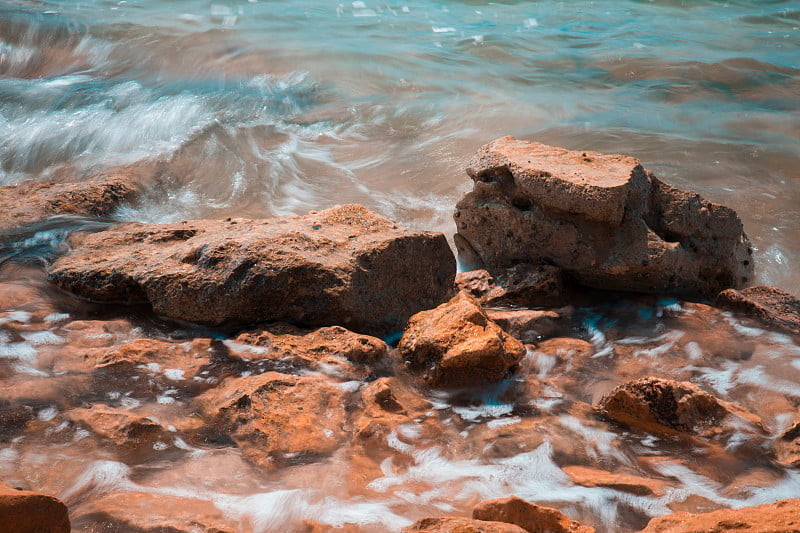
{"left": 397, "top": 291, "right": 525, "bottom": 388}
{"left": 641, "top": 498, "right": 800, "bottom": 532}
{"left": 595, "top": 377, "right": 761, "bottom": 437}
{"left": 404, "top": 517, "right": 528, "bottom": 533}
{"left": 0, "top": 173, "right": 139, "bottom": 234}
{"left": 775, "top": 421, "right": 800, "bottom": 467}
{"left": 485, "top": 309, "right": 566, "bottom": 343}
{"left": 454, "top": 137, "right": 753, "bottom": 297}
{"left": 195, "top": 372, "right": 349, "bottom": 470}
{"left": 472, "top": 495, "right": 596, "bottom": 533}
{"left": 66, "top": 405, "right": 174, "bottom": 451}
{"left": 455, "top": 264, "right": 566, "bottom": 308}
{"left": 0, "top": 481, "right": 70, "bottom": 533}
{"left": 716, "top": 285, "right": 800, "bottom": 336}
{"left": 48, "top": 205, "right": 455, "bottom": 336}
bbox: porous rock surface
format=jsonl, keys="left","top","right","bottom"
{"left": 595, "top": 377, "right": 760, "bottom": 436}
{"left": 404, "top": 517, "right": 528, "bottom": 533}
{"left": 48, "top": 204, "right": 456, "bottom": 336}
{"left": 0, "top": 174, "right": 139, "bottom": 234}
{"left": 472, "top": 496, "right": 596, "bottom": 533}
{"left": 455, "top": 264, "right": 565, "bottom": 308}
{"left": 716, "top": 285, "right": 800, "bottom": 336}
{"left": 640, "top": 498, "right": 800, "bottom": 532}
{"left": 397, "top": 291, "right": 526, "bottom": 388}
{"left": 454, "top": 137, "right": 753, "bottom": 296}
{"left": 0, "top": 481, "right": 70, "bottom": 533}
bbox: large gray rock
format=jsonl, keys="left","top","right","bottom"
{"left": 454, "top": 137, "right": 754, "bottom": 297}
{"left": 48, "top": 205, "right": 455, "bottom": 336}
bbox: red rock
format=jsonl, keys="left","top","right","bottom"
{"left": 67, "top": 404, "right": 173, "bottom": 450}
{"left": 74, "top": 492, "right": 234, "bottom": 533}
{"left": 775, "top": 421, "right": 800, "bottom": 467}
{"left": 595, "top": 377, "right": 761, "bottom": 437}
{"left": 0, "top": 173, "right": 139, "bottom": 233}
{"left": 455, "top": 264, "right": 566, "bottom": 308}
{"left": 454, "top": 137, "right": 753, "bottom": 297}
{"left": 640, "top": 498, "right": 800, "bottom": 532}
{"left": 195, "top": 372, "right": 349, "bottom": 470}
{"left": 716, "top": 285, "right": 800, "bottom": 336}
{"left": 404, "top": 517, "right": 528, "bottom": 533}
{"left": 0, "top": 481, "right": 70, "bottom": 533}
{"left": 48, "top": 205, "right": 455, "bottom": 336}
{"left": 472, "top": 496, "right": 595, "bottom": 533}
{"left": 398, "top": 292, "right": 526, "bottom": 388}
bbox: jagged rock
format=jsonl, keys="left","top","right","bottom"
{"left": 486, "top": 309, "right": 567, "bottom": 343}
{"left": 595, "top": 377, "right": 761, "bottom": 437}
{"left": 716, "top": 285, "right": 800, "bottom": 336}
{"left": 235, "top": 323, "right": 388, "bottom": 379}
{"left": 640, "top": 498, "right": 800, "bottom": 532}
{"left": 0, "top": 481, "right": 70, "bottom": 533}
{"left": 404, "top": 517, "right": 528, "bottom": 533}
{"left": 0, "top": 173, "right": 139, "bottom": 234}
{"left": 48, "top": 205, "right": 455, "bottom": 336}
{"left": 73, "top": 492, "right": 235, "bottom": 533}
{"left": 195, "top": 372, "right": 349, "bottom": 470}
{"left": 397, "top": 291, "right": 526, "bottom": 388}
{"left": 454, "top": 137, "right": 753, "bottom": 297}
{"left": 455, "top": 264, "right": 566, "bottom": 308}
{"left": 472, "top": 496, "right": 596, "bottom": 533}
{"left": 775, "top": 421, "right": 800, "bottom": 467}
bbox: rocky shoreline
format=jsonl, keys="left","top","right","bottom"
{"left": 1, "top": 138, "right": 799, "bottom": 532}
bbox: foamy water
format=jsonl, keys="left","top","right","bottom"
{"left": 1, "top": 0, "right": 800, "bottom": 531}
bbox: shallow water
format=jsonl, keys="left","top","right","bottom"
{"left": 1, "top": 0, "right": 800, "bottom": 531}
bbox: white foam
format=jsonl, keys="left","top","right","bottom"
{"left": 60, "top": 460, "right": 133, "bottom": 504}
{"left": 486, "top": 416, "right": 521, "bottom": 430}
{"left": 0, "top": 342, "right": 37, "bottom": 363}
{"left": 22, "top": 331, "right": 64, "bottom": 346}
{"left": 37, "top": 407, "right": 58, "bottom": 421}
{"left": 164, "top": 369, "right": 185, "bottom": 381}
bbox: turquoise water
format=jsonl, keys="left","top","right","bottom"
{"left": 2, "top": 2, "right": 798, "bottom": 290}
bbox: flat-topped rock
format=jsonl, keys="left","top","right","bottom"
{"left": 48, "top": 205, "right": 455, "bottom": 336}
{"left": 455, "top": 137, "right": 753, "bottom": 297}
{"left": 467, "top": 137, "right": 640, "bottom": 226}
{"left": 0, "top": 173, "right": 139, "bottom": 234}
{"left": 641, "top": 498, "right": 800, "bottom": 532}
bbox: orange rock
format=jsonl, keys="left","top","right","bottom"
{"left": 196, "top": 372, "right": 349, "bottom": 470}
{"left": 0, "top": 481, "right": 70, "bottom": 533}
{"left": 67, "top": 404, "right": 173, "bottom": 449}
{"left": 561, "top": 465, "right": 670, "bottom": 497}
{"left": 775, "top": 421, "right": 800, "bottom": 467}
{"left": 472, "top": 496, "right": 595, "bottom": 533}
{"left": 641, "top": 498, "right": 800, "bottom": 532}
{"left": 455, "top": 264, "right": 566, "bottom": 309}
{"left": 398, "top": 292, "right": 525, "bottom": 388}
{"left": 485, "top": 309, "right": 565, "bottom": 344}
{"left": 404, "top": 517, "right": 528, "bottom": 533}
{"left": 74, "top": 492, "right": 235, "bottom": 533}
{"left": 717, "top": 285, "right": 800, "bottom": 337}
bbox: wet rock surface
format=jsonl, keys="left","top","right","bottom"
{"left": 472, "top": 496, "right": 596, "bottom": 533}
{"left": 0, "top": 173, "right": 139, "bottom": 234}
{"left": 454, "top": 136, "right": 753, "bottom": 297}
{"left": 716, "top": 285, "right": 800, "bottom": 336}
{"left": 0, "top": 481, "right": 70, "bottom": 533}
{"left": 48, "top": 204, "right": 456, "bottom": 335}
{"left": 455, "top": 264, "right": 566, "bottom": 308}
{"left": 397, "top": 291, "right": 526, "bottom": 388}
{"left": 640, "top": 498, "right": 800, "bottom": 532}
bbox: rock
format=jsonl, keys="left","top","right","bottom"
{"left": 0, "top": 481, "right": 70, "bottom": 533}
{"left": 66, "top": 404, "right": 174, "bottom": 450}
{"left": 454, "top": 137, "right": 753, "bottom": 297}
{"left": 640, "top": 498, "right": 800, "bottom": 532}
{"left": 0, "top": 174, "right": 139, "bottom": 234}
{"left": 716, "top": 285, "right": 800, "bottom": 336}
{"left": 455, "top": 264, "right": 566, "bottom": 308}
{"left": 485, "top": 309, "right": 565, "bottom": 343}
{"left": 397, "top": 291, "right": 526, "bottom": 388}
{"left": 73, "top": 492, "right": 235, "bottom": 533}
{"left": 235, "top": 323, "right": 388, "bottom": 378}
{"left": 48, "top": 205, "right": 455, "bottom": 336}
{"left": 472, "top": 495, "right": 596, "bottom": 533}
{"left": 595, "top": 377, "right": 761, "bottom": 437}
{"left": 195, "top": 372, "right": 349, "bottom": 470}
{"left": 403, "top": 517, "right": 528, "bottom": 533}
{"left": 775, "top": 421, "right": 800, "bottom": 467}
{"left": 561, "top": 465, "right": 670, "bottom": 497}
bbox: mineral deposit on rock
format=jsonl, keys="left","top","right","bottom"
{"left": 454, "top": 137, "right": 753, "bottom": 296}
{"left": 48, "top": 204, "right": 455, "bottom": 336}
